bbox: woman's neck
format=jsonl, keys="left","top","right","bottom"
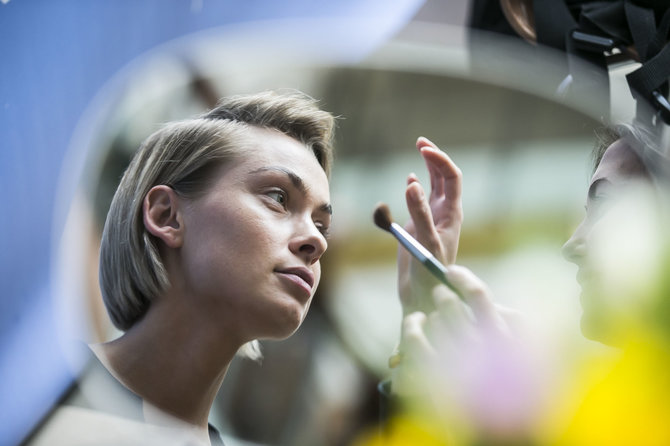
{"left": 93, "top": 290, "right": 244, "bottom": 431}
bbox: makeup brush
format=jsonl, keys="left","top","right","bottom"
{"left": 373, "top": 203, "right": 461, "bottom": 298}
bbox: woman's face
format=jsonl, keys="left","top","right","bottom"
{"left": 178, "top": 127, "right": 331, "bottom": 342}
{"left": 562, "top": 139, "right": 656, "bottom": 344}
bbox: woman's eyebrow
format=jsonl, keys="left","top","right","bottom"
{"left": 250, "top": 166, "right": 306, "bottom": 192}
{"left": 320, "top": 203, "right": 333, "bottom": 216}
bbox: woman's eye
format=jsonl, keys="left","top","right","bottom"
{"left": 587, "top": 194, "right": 614, "bottom": 218}
{"left": 593, "top": 192, "right": 610, "bottom": 202}
{"left": 316, "top": 224, "right": 330, "bottom": 239}
{"left": 267, "top": 190, "right": 287, "bottom": 206}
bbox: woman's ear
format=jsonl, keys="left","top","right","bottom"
{"left": 143, "top": 185, "right": 184, "bottom": 248}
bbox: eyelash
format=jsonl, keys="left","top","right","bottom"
{"left": 586, "top": 194, "right": 613, "bottom": 218}
{"left": 266, "top": 189, "right": 287, "bottom": 207}
{"left": 265, "top": 188, "right": 330, "bottom": 238}
{"left": 316, "top": 224, "right": 331, "bottom": 239}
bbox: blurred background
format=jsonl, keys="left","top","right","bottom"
{"left": 2, "top": 1, "right": 632, "bottom": 445}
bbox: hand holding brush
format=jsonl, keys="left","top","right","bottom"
{"left": 378, "top": 137, "right": 463, "bottom": 315}
{"left": 374, "top": 137, "right": 519, "bottom": 389}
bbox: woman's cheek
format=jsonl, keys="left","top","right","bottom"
{"left": 590, "top": 192, "right": 663, "bottom": 311}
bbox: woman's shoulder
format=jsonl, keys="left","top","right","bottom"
{"left": 26, "top": 404, "right": 209, "bottom": 446}
{"left": 23, "top": 344, "right": 177, "bottom": 445}
{"left": 65, "top": 344, "right": 145, "bottom": 420}
{"left": 25, "top": 344, "right": 227, "bottom": 445}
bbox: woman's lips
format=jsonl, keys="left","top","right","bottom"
{"left": 577, "top": 269, "right": 599, "bottom": 287}
{"left": 275, "top": 267, "right": 314, "bottom": 300}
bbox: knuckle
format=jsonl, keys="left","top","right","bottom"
{"left": 433, "top": 288, "right": 458, "bottom": 309}
{"left": 403, "top": 312, "right": 426, "bottom": 333}
{"left": 465, "top": 284, "right": 488, "bottom": 301}
{"left": 417, "top": 201, "right": 431, "bottom": 218}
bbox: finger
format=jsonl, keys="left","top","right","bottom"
{"left": 426, "top": 155, "right": 446, "bottom": 199}
{"left": 432, "top": 285, "right": 470, "bottom": 323}
{"left": 417, "top": 138, "right": 444, "bottom": 197}
{"left": 430, "top": 285, "right": 476, "bottom": 341}
{"left": 444, "top": 265, "right": 500, "bottom": 326}
{"left": 416, "top": 136, "right": 438, "bottom": 152}
{"left": 402, "top": 311, "right": 436, "bottom": 360}
{"left": 426, "top": 309, "right": 476, "bottom": 348}
{"left": 496, "top": 304, "right": 526, "bottom": 336}
{"left": 425, "top": 151, "right": 461, "bottom": 207}
{"left": 404, "top": 173, "right": 420, "bottom": 234}
{"left": 427, "top": 311, "right": 448, "bottom": 345}
{"left": 418, "top": 141, "right": 462, "bottom": 208}
{"left": 405, "top": 180, "right": 444, "bottom": 260}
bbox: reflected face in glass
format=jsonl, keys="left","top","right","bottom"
{"left": 179, "top": 127, "right": 331, "bottom": 341}
{"left": 562, "top": 139, "right": 652, "bottom": 344}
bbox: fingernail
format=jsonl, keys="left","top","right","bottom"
{"left": 418, "top": 136, "right": 436, "bottom": 147}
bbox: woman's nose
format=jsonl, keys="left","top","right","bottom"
{"left": 290, "top": 220, "right": 328, "bottom": 265}
{"left": 562, "top": 222, "right": 587, "bottom": 264}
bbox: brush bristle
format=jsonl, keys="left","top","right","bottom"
{"left": 373, "top": 203, "right": 393, "bottom": 232}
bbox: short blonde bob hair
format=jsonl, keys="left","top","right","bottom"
{"left": 99, "top": 91, "right": 335, "bottom": 346}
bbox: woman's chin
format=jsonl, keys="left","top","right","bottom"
{"left": 580, "top": 313, "right": 623, "bottom": 347}
{"left": 259, "top": 303, "right": 307, "bottom": 340}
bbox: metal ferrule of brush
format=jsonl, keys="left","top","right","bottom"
{"left": 386, "top": 220, "right": 460, "bottom": 297}
{"left": 390, "top": 222, "right": 447, "bottom": 276}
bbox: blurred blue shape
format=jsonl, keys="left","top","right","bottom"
{"left": 0, "top": 1, "right": 424, "bottom": 444}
